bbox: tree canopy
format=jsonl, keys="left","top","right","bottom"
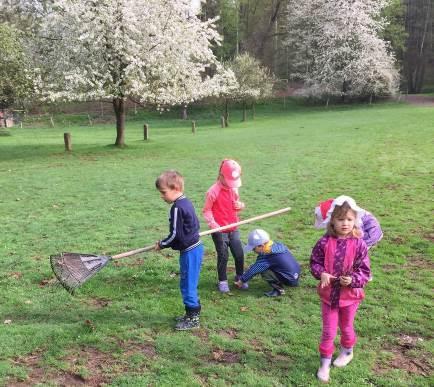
{"left": 0, "top": 23, "right": 34, "bottom": 110}
{"left": 32, "top": 0, "right": 232, "bottom": 145}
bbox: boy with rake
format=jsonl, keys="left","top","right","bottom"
{"left": 155, "top": 170, "right": 204, "bottom": 330}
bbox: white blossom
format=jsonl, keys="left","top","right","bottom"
{"left": 34, "top": 0, "right": 227, "bottom": 106}
{"left": 286, "top": 0, "right": 399, "bottom": 99}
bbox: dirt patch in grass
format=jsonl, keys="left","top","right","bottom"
{"left": 385, "top": 183, "right": 400, "bottom": 191}
{"left": 381, "top": 264, "right": 399, "bottom": 272}
{"left": 405, "top": 256, "right": 434, "bottom": 271}
{"left": 423, "top": 233, "right": 434, "bottom": 243}
{"left": 218, "top": 328, "right": 238, "bottom": 339}
{"left": 209, "top": 349, "right": 241, "bottom": 364}
{"left": 85, "top": 297, "right": 111, "bottom": 309}
{"left": 391, "top": 236, "right": 405, "bottom": 245}
{"left": 62, "top": 347, "right": 120, "bottom": 385}
{"left": 373, "top": 334, "right": 433, "bottom": 377}
{"left": 249, "top": 338, "right": 263, "bottom": 350}
{"left": 191, "top": 329, "right": 209, "bottom": 341}
{"left": 39, "top": 277, "right": 58, "bottom": 287}
{"left": 9, "top": 347, "right": 123, "bottom": 386}
{"left": 8, "top": 271, "right": 23, "bottom": 280}
{"left": 119, "top": 339, "right": 157, "bottom": 358}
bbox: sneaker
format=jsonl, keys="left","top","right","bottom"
{"left": 317, "top": 357, "right": 331, "bottom": 383}
{"left": 264, "top": 288, "right": 283, "bottom": 297}
{"left": 234, "top": 275, "right": 249, "bottom": 289}
{"left": 175, "top": 316, "right": 200, "bottom": 330}
{"left": 333, "top": 350, "right": 353, "bottom": 367}
{"left": 218, "top": 280, "right": 230, "bottom": 293}
{"left": 316, "top": 365, "right": 330, "bottom": 383}
{"left": 174, "top": 314, "right": 186, "bottom": 322}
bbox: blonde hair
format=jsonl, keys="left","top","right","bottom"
{"left": 326, "top": 202, "right": 362, "bottom": 238}
{"left": 155, "top": 170, "right": 184, "bottom": 191}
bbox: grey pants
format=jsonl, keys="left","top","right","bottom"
{"left": 211, "top": 230, "right": 244, "bottom": 281}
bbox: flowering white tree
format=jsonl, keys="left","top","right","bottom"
{"left": 286, "top": 0, "right": 399, "bottom": 103}
{"left": 33, "top": 0, "right": 230, "bottom": 146}
{"left": 221, "top": 53, "right": 274, "bottom": 123}
{"left": 0, "top": 24, "right": 35, "bottom": 111}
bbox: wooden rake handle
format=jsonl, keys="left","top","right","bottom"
{"left": 112, "top": 207, "right": 291, "bottom": 259}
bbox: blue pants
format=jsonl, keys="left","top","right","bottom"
{"left": 179, "top": 243, "right": 203, "bottom": 311}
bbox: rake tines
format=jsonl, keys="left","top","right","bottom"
{"left": 50, "top": 252, "right": 111, "bottom": 294}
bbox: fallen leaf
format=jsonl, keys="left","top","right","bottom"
{"left": 212, "top": 350, "right": 223, "bottom": 361}
{"left": 240, "top": 306, "right": 248, "bottom": 312}
{"left": 4, "top": 320, "right": 12, "bottom": 324}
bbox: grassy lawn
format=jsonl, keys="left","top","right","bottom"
{"left": 0, "top": 100, "right": 433, "bottom": 386}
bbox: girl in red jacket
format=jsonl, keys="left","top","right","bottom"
{"left": 203, "top": 159, "right": 247, "bottom": 293}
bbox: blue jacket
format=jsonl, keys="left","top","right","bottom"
{"left": 240, "top": 242, "right": 300, "bottom": 284}
{"left": 159, "top": 195, "right": 201, "bottom": 252}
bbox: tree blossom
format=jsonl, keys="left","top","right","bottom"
{"left": 33, "top": 0, "right": 231, "bottom": 146}
{"left": 286, "top": 0, "right": 399, "bottom": 102}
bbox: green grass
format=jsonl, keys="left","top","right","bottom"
{"left": 0, "top": 99, "right": 433, "bottom": 386}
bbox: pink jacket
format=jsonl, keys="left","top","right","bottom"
{"left": 203, "top": 181, "right": 243, "bottom": 232}
{"left": 310, "top": 236, "right": 371, "bottom": 307}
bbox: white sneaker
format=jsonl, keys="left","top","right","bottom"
{"left": 316, "top": 366, "right": 330, "bottom": 383}
{"left": 333, "top": 351, "right": 353, "bottom": 367}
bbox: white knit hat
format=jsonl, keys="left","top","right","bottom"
{"left": 319, "top": 195, "right": 365, "bottom": 228}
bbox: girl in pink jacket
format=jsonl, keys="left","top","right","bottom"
{"left": 310, "top": 196, "right": 371, "bottom": 383}
{"left": 203, "top": 159, "right": 247, "bottom": 293}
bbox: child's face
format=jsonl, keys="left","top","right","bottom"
{"left": 158, "top": 186, "right": 182, "bottom": 204}
{"left": 253, "top": 244, "right": 265, "bottom": 254}
{"left": 218, "top": 174, "right": 229, "bottom": 187}
{"left": 332, "top": 210, "right": 356, "bottom": 237}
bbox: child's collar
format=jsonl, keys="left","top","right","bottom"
{"left": 262, "top": 240, "right": 273, "bottom": 254}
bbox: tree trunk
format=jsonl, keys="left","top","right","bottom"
{"left": 113, "top": 98, "right": 126, "bottom": 146}
{"left": 224, "top": 99, "right": 229, "bottom": 127}
{"left": 181, "top": 105, "right": 188, "bottom": 120}
{"left": 242, "top": 100, "right": 247, "bottom": 121}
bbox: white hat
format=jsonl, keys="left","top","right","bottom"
{"left": 244, "top": 229, "right": 270, "bottom": 253}
{"left": 321, "top": 195, "right": 365, "bottom": 228}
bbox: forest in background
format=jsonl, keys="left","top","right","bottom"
{"left": 201, "top": 0, "right": 433, "bottom": 93}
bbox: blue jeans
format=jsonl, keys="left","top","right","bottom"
{"left": 179, "top": 243, "right": 203, "bottom": 311}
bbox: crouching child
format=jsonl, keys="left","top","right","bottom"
{"left": 234, "top": 229, "right": 301, "bottom": 297}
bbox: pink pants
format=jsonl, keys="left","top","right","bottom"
{"left": 319, "top": 301, "right": 360, "bottom": 358}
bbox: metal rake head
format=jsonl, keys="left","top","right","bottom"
{"left": 50, "top": 252, "right": 111, "bottom": 294}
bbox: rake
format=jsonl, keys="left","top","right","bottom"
{"left": 50, "top": 207, "right": 291, "bottom": 293}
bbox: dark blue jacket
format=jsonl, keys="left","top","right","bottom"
{"left": 240, "top": 242, "right": 300, "bottom": 284}
{"left": 159, "top": 195, "right": 201, "bottom": 252}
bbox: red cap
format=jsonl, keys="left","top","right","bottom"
{"left": 219, "top": 159, "right": 242, "bottom": 188}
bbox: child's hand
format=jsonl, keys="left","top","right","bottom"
{"left": 154, "top": 241, "right": 161, "bottom": 251}
{"left": 320, "top": 272, "right": 336, "bottom": 288}
{"left": 234, "top": 279, "right": 243, "bottom": 289}
{"left": 234, "top": 201, "right": 245, "bottom": 210}
{"left": 339, "top": 275, "right": 352, "bottom": 287}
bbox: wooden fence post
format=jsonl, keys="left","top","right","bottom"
{"left": 64, "top": 132, "right": 72, "bottom": 151}
{"left": 192, "top": 120, "right": 196, "bottom": 134}
{"left": 144, "top": 123, "right": 149, "bottom": 140}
